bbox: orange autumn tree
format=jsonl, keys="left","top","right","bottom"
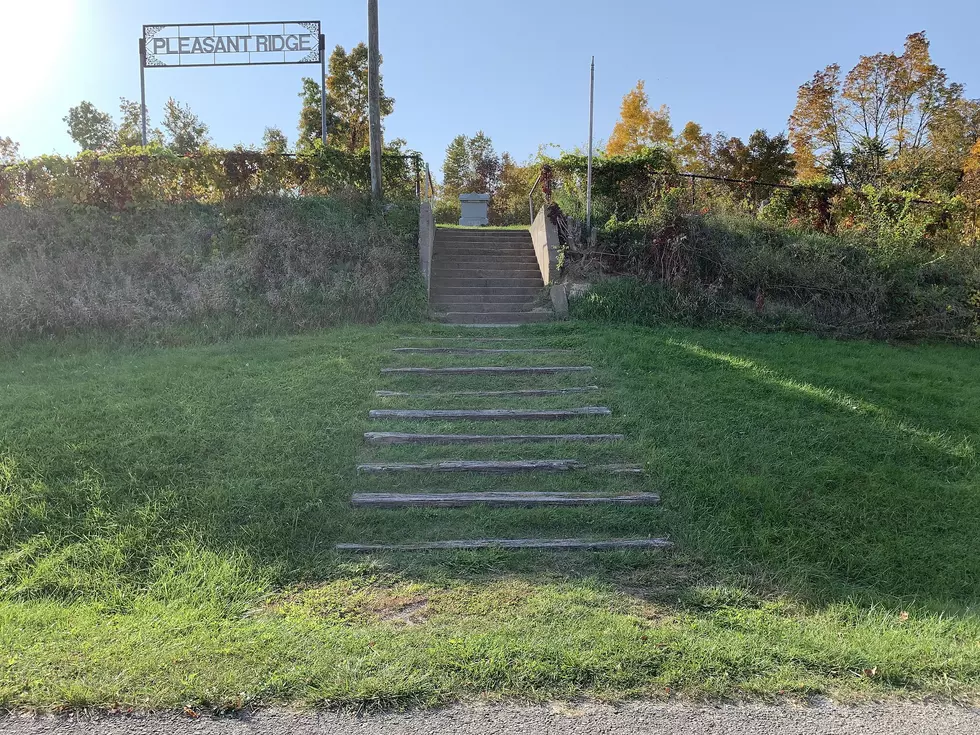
{"left": 788, "top": 32, "right": 963, "bottom": 189}
{"left": 607, "top": 81, "right": 674, "bottom": 156}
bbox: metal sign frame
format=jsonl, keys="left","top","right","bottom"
{"left": 138, "top": 20, "right": 327, "bottom": 147}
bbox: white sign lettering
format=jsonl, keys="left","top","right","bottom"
{"left": 143, "top": 21, "right": 322, "bottom": 67}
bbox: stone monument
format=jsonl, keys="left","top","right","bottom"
{"left": 459, "top": 193, "right": 490, "bottom": 226}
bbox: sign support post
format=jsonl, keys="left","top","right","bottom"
{"left": 139, "top": 39, "right": 148, "bottom": 147}
{"left": 319, "top": 34, "right": 328, "bottom": 147}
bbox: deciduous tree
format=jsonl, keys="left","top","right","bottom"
{"left": 441, "top": 132, "right": 501, "bottom": 199}
{"left": 789, "top": 32, "right": 963, "bottom": 190}
{"left": 262, "top": 127, "right": 289, "bottom": 154}
{"left": 116, "top": 98, "right": 163, "bottom": 149}
{"left": 607, "top": 81, "right": 674, "bottom": 156}
{"left": 0, "top": 136, "right": 20, "bottom": 166}
{"left": 64, "top": 101, "right": 116, "bottom": 151}
{"left": 675, "top": 121, "right": 712, "bottom": 173}
{"left": 162, "top": 98, "right": 210, "bottom": 155}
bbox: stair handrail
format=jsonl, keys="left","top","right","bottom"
{"left": 527, "top": 170, "right": 543, "bottom": 224}
{"left": 423, "top": 164, "right": 436, "bottom": 204}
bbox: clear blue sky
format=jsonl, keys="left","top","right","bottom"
{"left": 2, "top": 0, "right": 978, "bottom": 174}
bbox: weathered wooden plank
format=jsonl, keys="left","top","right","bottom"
{"left": 368, "top": 407, "right": 611, "bottom": 421}
{"left": 356, "top": 460, "right": 644, "bottom": 474}
{"left": 397, "top": 337, "right": 533, "bottom": 341}
{"left": 381, "top": 366, "right": 592, "bottom": 376}
{"left": 375, "top": 386, "right": 601, "bottom": 398}
{"left": 364, "top": 432, "right": 625, "bottom": 445}
{"left": 337, "top": 538, "right": 673, "bottom": 552}
{"left": 357, "top": 459, "right": 585, "bottom": 473}
{"left": 351, "top": 492, "right": 660, "bottom": 508}
{"left": 392, "top": 348, "right": 573, "bottom": 355}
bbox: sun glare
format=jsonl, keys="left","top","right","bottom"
{"left": 0, "top": 1, "right": 77, "bottom": 112}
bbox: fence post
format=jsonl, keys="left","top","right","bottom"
{"left": 690, "top": 177, "right": 696, "bottom": 207}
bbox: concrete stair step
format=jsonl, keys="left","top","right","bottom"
{"left": 431, "top": 278, "right": 543, "bottom": 288}
{"left": 438, "top": 312, "right": 552, "bottom": 324}
{"left": 430, "top": 302, "right": 536, "bottom": 314}
{"left": 432, "top": 243, "right": 535, "bottom": 258}
{"left": 337, "top": 538, "right": 673, "bottom": 552}
{"left": 430, "top": 286, "right": 542, "bottom": 297}
{"left": 430, "top": 294, "right": 538, "bottom": 305}
{"left": 433, "top": 268, "right": 542, "bottom": 279}
{"left": 351, "top": 492, "right": 659, "bottom": 509}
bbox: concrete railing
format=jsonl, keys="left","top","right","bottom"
{"left": 530, "top": 205, "right": 569, "bottom": 317}
{"left": 419, "top": 201, "right": 435, "bottom": 296}
{"left": 530, "top": 205, "right": 559, "bottom": 285}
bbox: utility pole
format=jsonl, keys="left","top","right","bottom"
{"left": 586, "top": 56, "right": 595, "bottom": 232}
{"left": 367, "top": 0, "right": 383, "bottom": 201}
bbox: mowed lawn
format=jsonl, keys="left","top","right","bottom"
{"left": 0, "top": 323, "right": 978, "bottom": 709}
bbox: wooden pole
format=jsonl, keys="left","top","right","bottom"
{"left": 367, "top": 0, "right": 383, "bottom": 201}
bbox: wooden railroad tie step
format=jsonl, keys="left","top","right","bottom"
{"left": 364, "top": 432, "right": 625, "bottom": 445}
{"left": 337, "top": 538, "right": 673, "bottom": 552}
{"left": 382, "top": 366, "right": 592, "bottom": 376}
{"left": 356, "top": 460, "right": 644, "bottom": 474}
{"left": 376, "top": 386, "right": 600, "bottom": 399}
{"left": 352, "top": 492, "right": 661, "bottom": 508}
{"left": 396, "top": 336, "right": 536, "bottom": 341}
{"left": 368, "top": 407, "right": 611, "bottom": 421}
{"left": 392, "top": 348, "right": 573, "bottom": 355}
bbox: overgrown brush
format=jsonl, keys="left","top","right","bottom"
{"left": 568, "top": 192, "right": 980, "bottom": 340}
{"left": 0, "top": 195, "right": 424, "bottom": 342}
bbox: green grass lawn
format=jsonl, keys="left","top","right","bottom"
{"left": 1, "top": 322, "right": 978, "bottom": 710}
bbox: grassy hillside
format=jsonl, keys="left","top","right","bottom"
{"left": 1, "top": 323, "right": 978, "bottom": 709}
{"left": 0, "top": 196, "right": 425, "bottom": 343}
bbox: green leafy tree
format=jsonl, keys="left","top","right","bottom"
{"left": 296, "top": 77, "right": 336, "bottom": 151}
{"left": 326, "top": 43, "right": 394, "bottom": 152}
{"left": 713, "top": 130, "right": 796, "bottom": 184}
{"left": 297, "top": 44, "right": 394, "bottom": 153}
{"left": 491, "top": 153, "right": 538, "bottom": 225}
{"left": 441, "top": 132, "right": 500, "bottom": 198}
{"left": 116, "top": 98, "right": 163, "bottom": 149}
{"left": 0, "top": 136, "right": 20, "bottom": 165}
{"left": 162, "top": 98, "right": 210, "bottom": 155}
{"left": 64, "top": 101, "right": 116, "bottom": 151}
{"left": 262, "top": 127, "right": 289, "bottom": 154}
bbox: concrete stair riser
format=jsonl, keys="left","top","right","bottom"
{"left": 432, "top": 278, "right": 543, "bottom": 289}
{"left": 432, "top": 268, "right": 543, "bottom": 279}
{"left": 438, "top": 312, "right": 551, "bottom": 324}
{"left": 430, "top": 295, "right": 540, "bottom": 305}
{"left": 430, "top": 288, "right": 543, "bottom": 298}
{"left": 430, "top": 302, "right": 536, "bottom": 314}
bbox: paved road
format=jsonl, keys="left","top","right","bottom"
{"left": 2, "top": 702, "right": 979, "bottom": 735}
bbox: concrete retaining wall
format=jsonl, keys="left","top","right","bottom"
{"left": 419, "top": 202, "right": 434, "bottom": 297}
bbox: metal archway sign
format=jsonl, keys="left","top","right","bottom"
{"left": 139, "top": 21, "right": 327, "bottom": 146}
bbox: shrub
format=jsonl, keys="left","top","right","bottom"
{"left": 0, "top": 195, "right": 424, "bottom": 341}
{"left": 568, "top": 207, "right": 980, "bottom": 341}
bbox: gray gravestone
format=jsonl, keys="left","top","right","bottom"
{"left": 459, "top": 193, "right": 490, "bottom": 226}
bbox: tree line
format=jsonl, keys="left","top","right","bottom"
{"left": 435, "top": 31, "right": 979, "bottom": 227}
{"left": 0, "top": 43, "right": 410, "bottom": 164}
